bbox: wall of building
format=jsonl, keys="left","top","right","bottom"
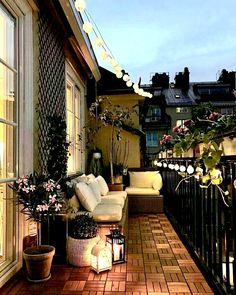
{"left": 165, "top": 106, "right": 191, "bottom": 132}
{"left": 89, "top": 93, "right": 143, "bottom": 173}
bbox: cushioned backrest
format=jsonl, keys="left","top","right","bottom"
{"left": 88, "top": 180, "right": 101, "bottom": 202}
{"left": 75, "top": 182, "right": 98, "bottom": 212}
{"left": 152, "top": 173, "right": 163, "bottom": 190}
{"left": 129, "top": 171, "right": 162, "bottom": 188}
{"left": 96, "top": 175, "right": 109, "bottom": 196}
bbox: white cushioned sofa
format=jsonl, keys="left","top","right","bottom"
{"left": 68, "top": 174, "right": 128, "bottom": 240}
{"left": 125, "top": 169, "right": 163, "bottom": 214}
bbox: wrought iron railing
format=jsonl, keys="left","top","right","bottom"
{"left": 160, "top": 156, "right": 236, "bottom": 295}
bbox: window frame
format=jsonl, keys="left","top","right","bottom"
{"left": 0, "top": 0, "right": 33, "bottom": 287}
{"left": 146, "top": 131, "right": 158, "bottom": 147}
{"left": 66, "top": 62, "right": 86, "bottom": 175}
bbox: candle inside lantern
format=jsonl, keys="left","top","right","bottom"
{"left": 113, "top": 243, "right": 120, "bottom": 261}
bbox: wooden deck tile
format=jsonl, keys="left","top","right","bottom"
{"left": 0, "top": 213, "right": 213, "bottom": 295}
{"left": 126, "top": 281, "right": 147, "bottom": 292}
{"left": 167, "top": 282, "right": 191, "bottom": 292}
{"left": 147, "top": 281, "right": 169, "bottom": 292}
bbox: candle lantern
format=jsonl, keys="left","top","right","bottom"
{"left": 106, "top": 228, "right": 126, "bottom": 264}
{"left": 90, "top": 241, "right": 112, "bottom": 274}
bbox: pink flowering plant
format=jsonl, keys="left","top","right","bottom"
{"left": 9, "top": 172, "right": 65, "bottom": 222}
{"left": 160, "top": 134, "right": 176, "bottom": 151}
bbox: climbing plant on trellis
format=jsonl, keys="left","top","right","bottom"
{"left": 37, "top": 3, "right": 66, "bottom": 174}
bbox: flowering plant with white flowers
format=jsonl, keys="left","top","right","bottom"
{"left": 9, "top": 172, "right": 65, "bottom": 222}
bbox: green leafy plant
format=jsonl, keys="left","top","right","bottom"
{"left": 69, "top": 213, "right": 97, "bottom": 239}
{"left": 159, "top": 105, "right": 236, "bottom": 205}
{"left": 46, "top": 115, "right": 70, "bottom": 181}
{"left": 172, "top": 105, "right": 236, "bottom": 170}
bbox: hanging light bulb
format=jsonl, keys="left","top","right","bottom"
{"left": 101, "top": 51, "right": 109, "bottom": 60}
{"left": 163, "top": 163, "right": 168, "bottom": 168}
{"left": 187, "top": 165, "right": 194, "bottom": 174}
{"left": 94, "top": 36, "right": 104, "bottom": 47}
{"left": 123, "top": 74, "right": 130, "bottom": 82}
{"left": 153, "top": 160, "right": 158, "bottom": 166}
{"left": 174, "top": 164, "right": 180, "bottom": 171}
{"left": 126, "top": 80, "right": 132, "bottom": 87}
{"left": 116, "top": 71, "right": 123, "bottom": 79}
{"left": 179, "top": 165, "right": 186, "bottom": 172}
{"left": 114, "top": 65, "right": 122, "bottom": 73}
{"left": 83, "top": 21, "right": 93, "bottom": 33}
{"left": 133, "top": 83, "right": 139, "bottom": 90}
{"left": 110, "top": 58, "right": 119, "bottom": 67}
{"left": 169, "top": 164, "right": 175, "bottom": 170}
{"left": 138, "top": 88, "right": 144, "bottom": 96}
{"left": 157, "top": 162, "right": 162, "bottom": 167}
{"left": 75, "top": 0, "right": 86, "bottom": 12}
{"left": 134, "top": 87, "right": 140, "bottom": 93}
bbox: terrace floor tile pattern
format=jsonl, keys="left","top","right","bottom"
{"left": 1, "top": 214, "right": 213, "bottom": 294}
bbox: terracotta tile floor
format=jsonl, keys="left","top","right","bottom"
{"left": 1, "top": 214, "right": 214, "bottom": 294}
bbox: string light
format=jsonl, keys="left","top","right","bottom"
{"left": 83, "top": 21, "right": 93, "bottom": 33}
{"left": 179, "top": 165, "right": 186, "bottom": 172}
{"left": 74, "top": 1, "right": 153, "bottom": 98}
{"left": 94, "top": 36, "right": 104, "bottom": 47}
{"left": 187, "top": 165, "right": 194, "bottom": 174}
{"left": 75, "top": 0, "right": 86, "bottom": 12}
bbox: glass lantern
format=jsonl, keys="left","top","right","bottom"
{"left": 106, "top": 228, "right": 126, "bottom": 264}
{"left": 90, "top": 242, "right": 112, "bottom": 273}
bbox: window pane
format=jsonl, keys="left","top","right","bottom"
{"left": 0, "top": 4, "right": 15, "bottom": 68}
{"left": 66, "top": 83, "right": 73, "bottom": 112}
{"left": 0, "top": 64, "right": 16, "bottom": 122}
{"left": 75, "top": 89, "right": 80, "bottom": 117}
{"left": 0, "top": 123, "right": 16, "bottom": 180}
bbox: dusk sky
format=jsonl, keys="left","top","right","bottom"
{"left": 86, "top": 0, "right": 236, "bottom": 84}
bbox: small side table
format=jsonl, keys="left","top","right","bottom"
{"left": 108, "top": 183, "right": 124, "bottom": 191}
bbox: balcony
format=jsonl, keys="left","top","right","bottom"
{"left": 1, "top": 213, "right": 214, "bottom": 294}
{"left": 142, "top": 114, "right": 171, "bottom": 130}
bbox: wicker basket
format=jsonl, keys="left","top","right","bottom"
{"left": 67, "top": 235, "right": 100, "bottom": 267}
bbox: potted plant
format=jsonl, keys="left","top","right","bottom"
{"left": 67, "top": 212, "right": 100, "bottom": 266}
{"left": 87, "top": 97, "right": 136, "bottom": 183}
{"left": 9, "top": 172, "right": 65, "bottom": 282}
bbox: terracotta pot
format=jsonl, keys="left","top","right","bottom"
{"left": 23, "top": 245, "right": 55, "bottom": 282}
{"left": 114, "top": 175, "right": 123, "bottom": 184}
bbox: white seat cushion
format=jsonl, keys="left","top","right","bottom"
{"left": 125, "top": 187, "right": 160, "bottom": 196}
{"left": 75, "top": 182, "right": 98, "bottom": 212}
{"left": 92, "top": 203, "right": 122, "bottom": 222}
{"left": 106, "top": 191, "right": 127, "bottom": 200}
{"left": 100, "top": 195, "right": 125, "bottom": 207}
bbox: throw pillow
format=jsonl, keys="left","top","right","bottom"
{"left": 152, "top": 172, "right": 163, "bottom": 190}
{"left": 88, "top": 180, "right": 101, "bottom": 202}
{"left": 75, "top": 182, "right": 98, "bottom": 212}
{"left": 129, "top": 171, "right": 158, "bottom": 188}
{"left": 96, "top": 175, "right": 109, "bottom": 196}
{"left": 87, "top": 173, "right": 96, "bottom": 180}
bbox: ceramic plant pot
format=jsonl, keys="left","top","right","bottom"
{"left": 23, "top": 245, "right": 55, "bottom": 282}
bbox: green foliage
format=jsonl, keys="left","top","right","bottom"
{"left": 171, "top": 105, "right": 236, "bottom": 171}
{"left": 46, "top": 115, "right": 70, "bottom": 181}
{"left": 69, "top": 213, "right": 97, "bottom": 239}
